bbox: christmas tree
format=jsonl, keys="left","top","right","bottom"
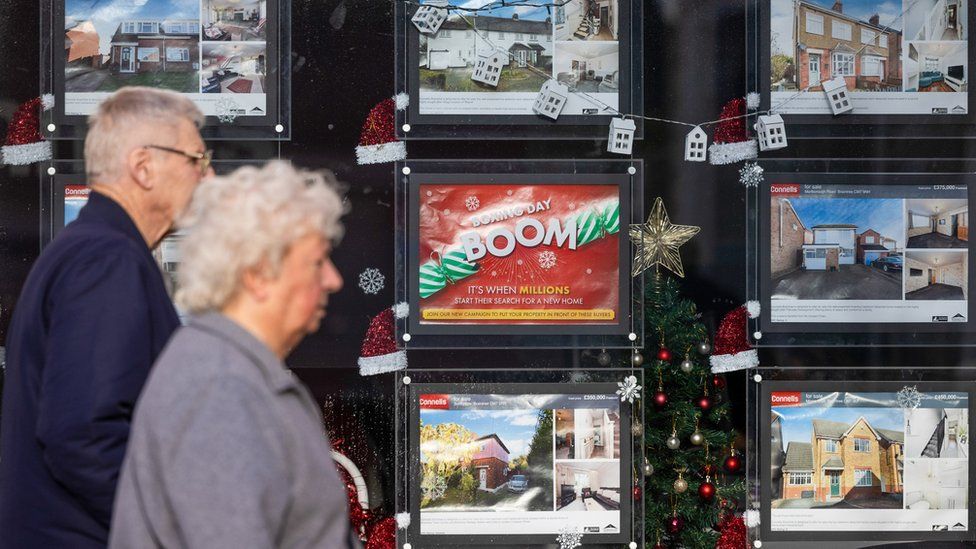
{"left": 639, "top": 273, "right": 745, "bottom": 548}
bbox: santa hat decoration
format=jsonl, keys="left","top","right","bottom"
{"left": 2, "top": 95, "right": 54, "bottom": 166}
{"left": 708, "top": 97, "right": 758, "bottom": 166}
{"left": 355, "top": 93, "right": 409, "bottom": 165}
{"left": 358, "top": 302, "right": 409, "bottom": 376}
{"left": 709, "top": 301, "right": 760, "bottom": 374}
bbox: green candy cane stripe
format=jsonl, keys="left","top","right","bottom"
{"left": 576, "top": 209, "right": 602, "bottom": 246}
{"left": 418, "top": 249, "right": 479, "bottom": 299}
{"left": 418, "top": 262, "right": 447, "bottom": 299}
{"left": 440, "top": 249, "right": 479, "bottom": 279}
{"left": 603, "top": 201, "right": 620, "bottom": 234}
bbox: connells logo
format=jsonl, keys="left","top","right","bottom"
{"left": 419, "top": 394, "right": 450, "bottom": 409}
{"left": 771, "top": 392, "right": 802, "bottom": 406}
{"left": 769, "top": 184, "right": 800, "bottom": 196}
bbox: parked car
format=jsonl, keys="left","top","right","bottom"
{"left": 873, "top": 255, "right": 903, "bottom": 272}
{"left": 508, "top": 474, "right": 529, "bottom": 492}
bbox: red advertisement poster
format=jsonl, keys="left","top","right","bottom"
{"left": 417, "top": 183, "right": 620, "bottom": 325}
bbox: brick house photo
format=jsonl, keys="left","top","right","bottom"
{"left": 471, "top": 434, "right": 511, "bottom": 492}
{"left": 776, "top": 414, "right": 904, "bottom": 509}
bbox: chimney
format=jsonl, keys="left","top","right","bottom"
{"left": 831, "top": 0, "right": 843, "bottom": 12}
{"left": 869, "top": 13, "right": 880, "bottom": 26}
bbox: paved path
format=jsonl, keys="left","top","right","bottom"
{"left": 772, "top": 264, "right": 902, "bottom": 300}
{"left": 65, "top": 68, "right": 108, "bottom": 92}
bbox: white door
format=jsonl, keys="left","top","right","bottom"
{"left": 120, "top": 47, "right": 135, "bottom": 73}
{"left": 809, "top": 53, "right": 821, "bottom": 86}
{"left": 806, "top": 257, "right": 826, "bottom": 270}
{"left": 515, "top": 50, "right": 527, "bottom": 67}
{"left": 479, "top": 468, "right": 487, "bottom": 489}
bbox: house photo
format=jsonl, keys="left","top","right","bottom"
{"left": 905, "top": 41, "right": 968, "bottom": 92}
{"left": 770, "top": 197, "right": 904, "bottom": 300}
{"left": 790, "top": 0, "right": 902, "bottom": 92}
{"left": 555, "top": 461, "right": 620, "bottom": 511}
{"left": 774, "top": 409, "right": 904, "bottom": 509}
{"left": 904, "top": 459, "right": 968, "bottom": 510}
{"left": 904, "top": 250, "right": 968, "bottom": 300}
{"left": 555, "top": 408, "right": 621, "bottom": 460}
{"left": 905, "top": 408, "right": 969, "bottom": 458}
{"left": 201, "top": 43, "right": 266, "bottom": 93}
{"left": 418, "top": 8, "right": 552, "bottom": 93}
{"left": 202, "top": 0, "right": 267, "bottom": 42}
{"left": 553, "top": 0, "right": 619, "bottom": 41}
{"left": 553, "top": 42, "right": 619, "bottom": 93}
{"left": 906, "top": 198, "right": 969, "bottom": 247}
{"left": 903, "top": 0, "right": 968, "bottom": 41}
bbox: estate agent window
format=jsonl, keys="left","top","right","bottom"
{"left": 789, "top": 472, "right": 812, "bottom": 485}
{"left": 854, "top": 468, "right": 873, "bottom": 486}
{"left": 832, "top": 52, "right": 855, "bottom": 76}
{"left": 806, "top": 12, "right": 824, "bottom": 35}
{"left": 854, "top": 438, "right": 870, "bottom": 452}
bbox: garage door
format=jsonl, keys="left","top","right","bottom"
{"left": 864, "top": 252, "right": 881, "bottom": 266}
{"left": 805, "top": 258, "right": 826, "bottom": 270}
{"left": 429, "top": 50, "right": 449, "bottom": 70}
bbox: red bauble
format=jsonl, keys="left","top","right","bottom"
{"left": 698, "top": 481, "right": 716, "bottom": 502}
{"left": 632, "top": 485, "right": 642, "bottom": 501}
{"left": 653, "top": 390, "right": 669, "bottom": 409}
{"left": 695, "top": 395, "right": 712, "bottom": 410}
{"left": 712, "top": 375, "right": 726, "bottom": 390}
{"left": 724, "top": 454, "right": 742, "bottom": 473}
{"left": 656, "top": 346, "right": 672, "bottom": 361}
{"left": 666, "top": 516, "right": 684, "bottom": 535}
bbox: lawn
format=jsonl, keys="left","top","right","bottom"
{"left": 97, "top": 71, "right": 199, "bottom": 93}
{"left": 420, "top": 66, "right": 549, "bottom": 92}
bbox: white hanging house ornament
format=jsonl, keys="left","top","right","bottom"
{"left": 754, "top": 114, "right": 787, "bottom": 151}
{"left": 532, "top": 80, "right": 569, "bottom": 120}
{"left": 684, "top": 125, "right": 707, "bottom": 162}
{"left": 471, "top": 49, "right": 506, "bottom": 88}
{"left": 607, "top": 117, "right": 636, "bottom": 155}
{"left": 411, "top": 0, "right": 449, "bottom": 34}
{"left": 822, "top": 76, "right": 853, "bottom": 115}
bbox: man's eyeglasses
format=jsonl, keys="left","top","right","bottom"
{"left": 144, "top": 145, "right": 213, "bottom": 176}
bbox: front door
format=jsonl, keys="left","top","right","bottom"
{"left": 515, "top": 49, "right": 527, "bottom": 67}
{"left": 809, "top": 53, "right": 822, "bottom": 86}
{"left": 120, "top": 47, "right": 134, "bottom": 73}
{"left": 479, "top": 468, "right": 487, "bottom": 489}
{"left": 829, "top": 471, "right": 841, "bottom": 497}
{"left": 930, "top": 269, "right": 937, "bottom": 284}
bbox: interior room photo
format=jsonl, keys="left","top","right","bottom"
{"left": 555, "top": 461, "right": 620, "bottom": 511}
{"left": 553, "top": 0, "right": 619, "bottom": 41}
{"left": 905, "top": 42, "right": 968, "bottom": 92}
{"left": 904, "top": 459, "right": 968, "bottom": 510}
{"left": 905, "top": 408, "right": 969, "bottom": 458}
{"left": 553, "top": 42, "right": 619, "bottom": 93}
{"left": 904, "top": 250, "right": 969, "bottom": 300}
{"left": 906, "top": 198, "right": 969, "bottom": 248}
{"left": 555, "top": 408, "right": 621, "bottom": 460}
{"left": 201, "top": 43, "right": 266, "bottom": 93}
{"left": 202, "top": 0, "right": 267, "bottom": 41}
{"left": 903, "top": 0, "right": 968, "bottom": 41}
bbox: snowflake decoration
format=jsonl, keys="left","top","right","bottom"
{"left": 538, "top": 250, "right": 557, "bottom": 270}
{"left": 897, "top": 385, "right": 922, "bottom": 409}
{"left": 616, "top": 375, "right": 642, "bottom": 403}
{"left": 214, "top": 98, "right": 242, "bottom": 123}
{"left": 739, "top": 162, "right": 764, "bottom": 187}
{"left": 465, "top": 195, "right": 480, "bottom": 211}
{"left": 421, "top": 474, "right": 447, "bottom": 502}
{"left": 358, "top": 268, "right": 386, "bottom": 295}
{"left": 557, "top": 526, "right": 582, "bottom": 549}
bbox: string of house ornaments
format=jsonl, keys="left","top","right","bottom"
{"left": 408, "top": 0, "right": 908, "bottom": 162}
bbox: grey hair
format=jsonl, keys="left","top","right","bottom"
{"left": 175, "top": 161, "right": 347, "bottom": 314}
{"left": 85, "top": 87, "right": 204, "bottom": 182}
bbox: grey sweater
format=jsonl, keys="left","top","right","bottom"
{"left": 110, "top": 313, "right": 359, "bottom": 549}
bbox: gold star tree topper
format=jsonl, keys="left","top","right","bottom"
{"left": 629, "top": 197, "right": 701, "bottom": 278}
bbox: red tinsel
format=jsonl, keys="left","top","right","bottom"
{"left": 364, "top": 517, "right": 397, "bottom": 549}
{"left": 360, "top": 308, "right": 397, "bottom": 358}
{"left": 714, "top": 515, "right": 747, "bottom": 549}
{"left": 714, "top": 306, "right": 750, "bottom": 356}
{"left": 338, "top": 463, "right": 397, "bottom": 549}
{"left": 712, "top": 98, "right": 747, "bottom": 145}
{"left": 4, "top": 97, "right": 43, "bottom": 147}
{"left": 359, "top": 98, "right": 396, "bottom": 148}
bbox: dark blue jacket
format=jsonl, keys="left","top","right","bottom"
{"left": 0, "top": 192, "right": 180, "bottom": 548}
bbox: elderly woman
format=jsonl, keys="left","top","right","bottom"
{"left": 109, "top": 161, "right": 358, "bottom": 548}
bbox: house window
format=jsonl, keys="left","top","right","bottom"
{"left": 165, "top": 21, "right": 188, "bottom": 33}
{"left": 925, "top": 57, "right": 939, "bottom": 71}
{"left": 123, "top": 22, "right": 136, "bottom": 33}
{"left": 878, "top": 33, "right": 887, "bottom": 48}
{"left": 825, "top": 440, "right": 837, "bottom": 452}
{"left": 166, "top": 47, "right": 190, "bottom": 62}
{"left": 137, "top": 47, "right": 160, "bottom": 62}
{"left": 910, "top": 268, "right": 923, "bottom": 276}
{"left": 515, "top": 33, "right": 524, "bottom": 40}
{"left": 866, "top": 236, "right": 875, "bottom": 243}
{"left": 816, "top": 248, "right": 827, "bottom": 258}
{"left": 529, "top": 34, "right": 538, "bottom": 40}
{"left": 854, "top": 438, "right": 870, "bottom": 452}
{"left": 855, "top": 468, "right": 873, "bottom": 486}
{"left": 792, "top": 223, "right": 798, "bottom": 231}
{"left": 496, "top": 31, "right": 505, "bottom": 39}
{"left": 862, "top": 56, "right": 883, "bottom": 77}
{"left": 806, "top": 12, "right": 824, "bottom": 35}
{"left": 441, "top": 29, "right": 451, "bottom": 37}
{"left": 465, "top": 30, "right": 472, "bottom": 38}
{"left": 911, "top": 213, "right": 930, "bottom": 228}
{"left": 832, "top": 52, "right": 855, "bottom": 76}
{"left": 832, "top": 20, "right": 852, "bottom": 40}
{"left": 841, "top": 248, "right": 854, "bottom": 257}
{"left": 861, "top": 28, "right": 877, "bottom": 44}
{"left": 555, "top": 6, "right": 565, "bottom": 25}
{"left": 139, "top": 21, "right": 158, "bottom": 33}
{"left": 789, "top": 472, "right": 812, "bottom": 485}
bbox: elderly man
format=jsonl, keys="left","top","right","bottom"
{"left": 0, "top": 87, "right": 211, "bottom": 548}
{"left": 110, "top": 161, "right": 356, "bottom": 548}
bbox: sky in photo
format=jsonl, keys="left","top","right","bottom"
{"left": 771, "top": 0, "right": 903, "bottom": 56}
{"left": 421, "top": 408, "right": 543, "bottom": 458}
{"left": 66, "top": 0, "right": 200, "bottom": 53}
{"left": 791, "top": 197, "right": 904, "bottom": 249}
{"left": 426, "top": 0, "right": 550, "bottom": 21}
{"left": 775, "top": 405, "right": 905, "bottom": 446}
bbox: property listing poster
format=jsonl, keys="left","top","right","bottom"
{"left": 416, "top": 0, "right": 622, "bottom": 115}
{"left": 768, "top": 182, "right": 969, "bottom": 324}
{"left": 770, "top": 0, "right": 969, "bottom": 114}
{"left": 418, "top": 391, "right": 624, "bottom": 536}
{"left": 63, "top": 0, "right": 270, "bottom": 117}
{"left": 417, "top": 183, "right": 620, "bottom": 325}
{"left": 63, "top": 184, "right": 89, "bottom": 226}
{"left": 771, "top": 389, "right": 970, "bottom": 533}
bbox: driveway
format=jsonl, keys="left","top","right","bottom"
{"left": 772, "top": 264, "right": 902, "bottom": 300}
{"left": 65, "top": 68, "right": 109, "bottom": 92}
{"left": 773, "top": 496, "right": 902, "bottom": 509}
